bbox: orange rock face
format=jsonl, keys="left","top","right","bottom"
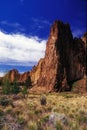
{"left": 19, "top": 71, "right": 30, "bottom": 83}
{"left": 7, "top": 69, "right": 20, "bottom": 83}
{"left": 30, "top": 21, "right": 86, "bottom": 91}
{"left": 2, "top": 69, "right": 30, "bottom": 84}
{"left": 30, "top": 58, "right": 44, "bottom": 86}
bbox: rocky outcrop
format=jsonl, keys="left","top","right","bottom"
{"left": 6, "top": 69, "right": 20, "bottom": 83}
{"left": 71, "top": 75, "right": 87, "bottom": 93}
{"left": 30, "top": 21, "right": 86, "bottom": 91}
{"left": 2, "top": 69, "right": 30, "bottom": 85}
{"left": 0, "top": 20, "right": 86, "bottom": 92}
{"left": 19, "top": 71, "right": 30, "bottom": 83}
{"left": 81, "top": 32, "right": 87, "bottom": 45}
{"left": 30, "top": 58, "right": 44, "bottom": 86}
{"left": 81, "top": 32, "right": 87, "bottom": 75}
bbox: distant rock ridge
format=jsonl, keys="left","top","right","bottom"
{"left": 0, "top": 69, "right": 30, "bottom": 85}
{"left": 0, "top": 20, "right": 86, "bottom": 92}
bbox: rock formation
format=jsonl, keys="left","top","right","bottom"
{"left": 6, "top": 69, "right": 20, "bottom": 83}
{"left": 81, "top": 32, "right": 87, "bottom": 75}
{"left": 30, "top": 21, "right": 86, "bottom": 92}
{"left": 81, "top": 32, "right": 87, "bottom": 45}
{"left": 1, "top": 69, "right": 30, "bottom": 85}
{"left": 19, "top": 71, "right": 30, "bottom": 83}
{"left": 0, "top": 20, "right": 86, "bottom": 92}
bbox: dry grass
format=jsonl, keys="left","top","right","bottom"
{"left": 0, "top": 92, "right": 87, "bottom": 130}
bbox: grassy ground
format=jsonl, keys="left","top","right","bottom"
{"left": 0, "top": 92, "right": 87, "bottom": 130}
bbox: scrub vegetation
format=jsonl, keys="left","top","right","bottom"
{"left": 0, "top": 91, "right": 87, "bottom": 130}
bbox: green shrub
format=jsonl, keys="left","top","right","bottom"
{"left": 2, "top": 77, "right": 11, "bottom": 94}
{"left": 2, "top": 77, "right": 20, "bottom": 94}
{"left": 22, "top": 86, "right": 28, "bottom": 98}
{"left": 11, "top": 80, "right": 20, "bottom": 94}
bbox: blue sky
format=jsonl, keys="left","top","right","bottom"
{"left": 0, "top": 0, "right": 86, "bottom": 76}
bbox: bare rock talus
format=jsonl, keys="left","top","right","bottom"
{"left": 31, "top": 21, "right": 86, "bottom": 91}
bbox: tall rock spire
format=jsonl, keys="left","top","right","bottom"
{"left": 30, "top": 20, "right": 86, "bottom": 92}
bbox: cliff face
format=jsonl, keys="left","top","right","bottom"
{"left": 81, "top": 32, "right": 87, "bottom": 45}
{"left": 30, "top": 21, "right": 86, "bottom": 91}
{"left": 0, "top": 20, "right": 86, "bottom": 92}
{"left": 81, "top": 32, "right": 87, "bottom": 75}
{"left": 30, "top": 58, "right": 44, "bottom": 86}
{"left": 19, "top": 71, "right": 30, "bottom": 83}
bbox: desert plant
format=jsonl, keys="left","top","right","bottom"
{"left": 69, "top": 121, "right": 79, "bottom": 130}
{"left": 22, "top": 86, "right": 28, "bottom": 98}
{"left": 27, "top": 121, "right": 37, "bottom": 130}
{"left": 40, "top": 95, "right": 47, "bottom": 105}
{"left": 6, "top": 106, "right": 12, "bottom": 114}
{"left": 0, "top": 109, "right": 4, "bottom": 116}
{"left": 37, "top": 120, "right": 43, "bottom": 130}
{"left": 40, "top": 115, "right": 49, "bottom": 123}
{"left": 78, "top": 116, "right": 87, "bottom": 124}
{"left": 2, "top": 77, "right": 20, "bottom": 94}
{"left": 0, "top": 96, "right": 12, "bottom": 106}
{"left": 17, "top": 117, "right": 25, "bottom": 125}
{"left": 34, "top": 109, "right": 42, "bottom": 115}
{"left": 2, "top": 77, "right": 11, "bottom": 94}
{"left": 55, "top": 121, "right": 63, "bottom": 130}
{"left": 11, "top": 79, "right": 20, "bottom": 94}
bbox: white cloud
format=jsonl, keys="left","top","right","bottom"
{"left": 0, "top": 31, "right": 46, "bottom": 66}
{"left": 0, "top": 72, "right": 5, "bottom": 77}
